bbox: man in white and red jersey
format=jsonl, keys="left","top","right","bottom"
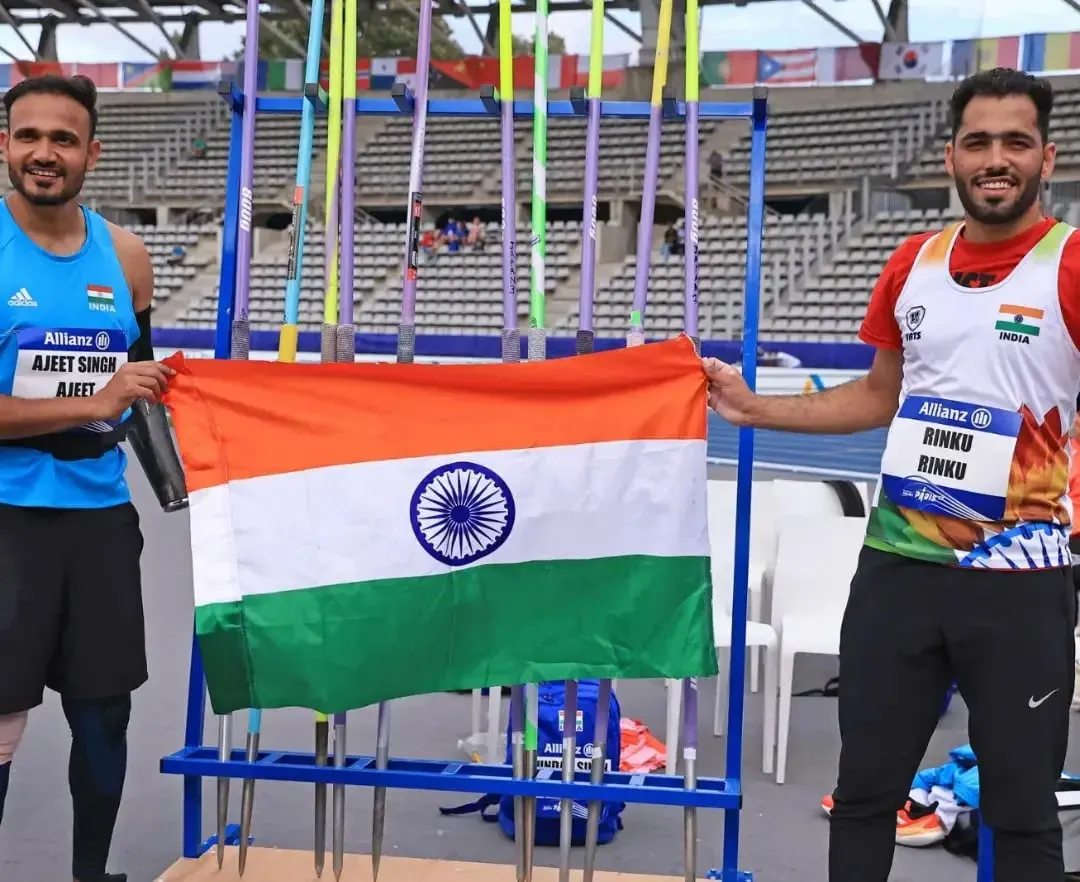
{"left": 705, "top": 67, "right": 1079, "bottom": 882}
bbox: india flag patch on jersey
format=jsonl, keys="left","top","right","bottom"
{"left": 995, "top": 303, "right": 1042, "bottom": 337}
{"left": 87, "top": 284, "right": 114, "bottom": 311}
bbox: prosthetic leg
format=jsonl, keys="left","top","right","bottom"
{"left": 0, "top": 711, "right": 28, "bottom": 826}
{"left": 127, "top": 308, "right": 187, "bottom": 513}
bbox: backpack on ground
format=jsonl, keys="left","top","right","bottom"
{"left": 439, "top": 679, "right": 626, "bottom": 846}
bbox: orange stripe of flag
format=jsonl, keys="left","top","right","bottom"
{"left": 161, "top": 334, "right": 707, "bottom": 493}
{"left": 998, "top": 304, "right": 1043, "bottom": 319}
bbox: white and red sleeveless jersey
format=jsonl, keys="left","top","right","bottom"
{"left": 866, "top": 220, "right": 1080, "bottom": 570}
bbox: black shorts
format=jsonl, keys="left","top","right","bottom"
{"left": 0, "top": 501, "right": 147, "bottom": 715}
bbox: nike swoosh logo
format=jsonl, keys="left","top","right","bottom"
{"left": 1029, "top": 689, "right": 1059, "bottom": 708}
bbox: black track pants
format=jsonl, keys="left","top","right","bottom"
{"left": 828, "top": 546, "right": 1075, "bottom": 882}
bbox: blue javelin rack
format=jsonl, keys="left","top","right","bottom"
{"left": 157, "top": 74, "right": 1006, "bottom": 882}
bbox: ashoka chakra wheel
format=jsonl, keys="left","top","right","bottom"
{"left": 410, "top": 461, "right": 516, "bottom": 567}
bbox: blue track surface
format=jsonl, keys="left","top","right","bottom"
{"left": 706, "top": 413, "right": 887, "bottom": 478}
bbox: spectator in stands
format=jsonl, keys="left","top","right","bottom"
{"left": 709, "top": 149, "right": 723, "bottom": 179}
{"left": 704, "top": 67, "right": 1076, "bottom": 882}
{"left": 466, "top": 216, "right": 485, "bottom": 250}
{"left": 165, "top": 244, "right": 185, "bottom": 266}
{"left": 191, "top": 135, "right": 207, "bottom": 159}
{"left": 661, "top": 220, "right": 684, "bottom": 259}
{"left": 419, "top": 225, "right": 440, "bottom": 264}
{"left": 442, "top": 216, "right": 462, "bottom": 253}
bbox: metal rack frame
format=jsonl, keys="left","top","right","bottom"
{"left": 158, "top": 78, "right": 772, "bottom": 882}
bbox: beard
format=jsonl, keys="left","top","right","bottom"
{"left": 954, "top": 170, "right": 1042, "bottom": 226}
{"left": 9, "top": 161, "right": 86, "bottom": 207}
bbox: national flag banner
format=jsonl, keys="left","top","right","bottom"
{"left": 700, "top": 51, "right": 759, "bottom": 87}
{"left": 169, "top": 60, "right": 226, "bottom": 90}
{"left": 121, "top": 62, "right": 171, "bottom": 90}
{"left": 757, "top": 49, "right": 819, "bottom": 84}
{"left": 878, "top": 42, "right": 946, "bottom": 80}
{"left": 86, "top": 284, "right": 114, "bottom": 307}
{"left": 571, "top": 53, "right": 629, "bottom": 88}
{"left": 995, "top": 303, "right": 1043, "bottom": 337}
{"left": 161, "top": 335, "right": 718, "bottom": 714}
{"left": 72, "top": 62, "right": 120, "bottom": 89}
{"left": 976, "top": 36, "right": 1020, "bottom": 71}
{"left": 1022, "top": 32, "right": 1080, "bottom": 72}
{"left": 370, "top": 57, "right": 400, "bottom": 90}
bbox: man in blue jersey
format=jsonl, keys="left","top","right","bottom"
{"left": 0, "top": 74, "right": 187, "bottom": 882}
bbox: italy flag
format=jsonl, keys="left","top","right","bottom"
{"left": 161, "top": 335, "right": 717, "bottom": 714}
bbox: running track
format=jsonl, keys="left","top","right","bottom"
{"left": 706, "top": 413, "right": 887, "bottom": 479}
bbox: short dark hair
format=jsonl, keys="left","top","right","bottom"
{"left": 950, "top": 67, "right": 1053, "bottom": 144}
{"left": 3, "top": 74, "right": 98, "bottom": 141}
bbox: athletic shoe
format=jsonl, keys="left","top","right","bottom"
{"left": 821, "top": 793, "right": 944, "bottom": 846}
{"left": 896, "top": 799, "right": 946, "bottom": 847}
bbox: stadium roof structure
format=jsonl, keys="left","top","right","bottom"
{"left": 11, "top": 0, "right": 915, "bottom": 63}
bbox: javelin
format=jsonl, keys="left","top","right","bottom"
{"left": 372, "top": 4, "right": 436, "bottom": 880}
{"left": 276, "top": 7, "right": 327, "bottom": 360}
{"left": 337, "top": 0, "right": 358, "bottom": 365}
{"left": 681, "top": 3, "right": 701, "bottom": 875}
{"left": 495, "top": 1, "right": 526, "bottom": 878}
{"left": 521, "top": 3, "right": 551, "bottom": 876}
{"left": 311, "top": 0, "right": 346, "bottom": 876}
{"left": 320, "top": 0, "right": 346, "bottom": 364}
{"left": 575, "top": 3, "right": 608, "bottom": 878}
{"left": 626, "top": 0, "right": 673, "bottom": 345}
{"left": 221, "top": 0, "right": 264, "bottom": 869}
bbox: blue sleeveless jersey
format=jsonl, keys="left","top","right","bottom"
{"left": 0, "top": 201, "right": 139, "bottom": 509}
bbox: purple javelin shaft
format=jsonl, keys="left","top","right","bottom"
{"left": 340, "top": 97, "right": 356, "bottom": 334}
{"left": 233, "top": 1, "right": 260, "bottom": 319}
{"left": 500, "top": 85, "right": 518, "bottom": 349}
{"left": 398, "top": 0, "right": 435, "bottom": 339}
{"left": 577, "top": 95, "right": 602, "bottom": 342}
{"left": 683, "top": 101, "right": 700, "bottom": 342}
{"left": 682, "top": 677, "right": 698, "bottom": 752}
{"left": 630, "top": 102, "right": 664, "bottom": 324}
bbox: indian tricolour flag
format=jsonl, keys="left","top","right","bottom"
{"left": 87, "top": 284, "right": 113, "bottom": 307}
{"left": 161, "top": 335, "right": 717, "bottom": 715}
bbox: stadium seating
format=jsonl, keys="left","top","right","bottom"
{"left": 555, "top": 211, "right": 836, "bottom": 339}
{"left": 355, "top": 113, "right": 721, "bottom": 201}
{"left": 718, "top": 99, "right": 949, "bottom": 186}
{"left": 761, "top": 206, "right": 961, "bottom": 342}
{"left": 174, "top": 219, "right": 583, "bottom": 334}
{"left": 5, "top": 81, "right": 1078, "bottom": 346}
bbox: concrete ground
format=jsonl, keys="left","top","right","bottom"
{"left": 1, "top": 454, "right": 1076, "bottom": 882}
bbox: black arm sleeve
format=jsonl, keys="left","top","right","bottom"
{"left": 126, "top": 307, "right": 188, "bottom": 512}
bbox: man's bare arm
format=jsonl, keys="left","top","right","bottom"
{"left": 108, "top": 222, "right": 154, "bottom": 314}
{"left": 747, "top": 347, "right": 903, "bottom": 434}
{"left": 0, "top": 396, "right": 102, "bottom": 439}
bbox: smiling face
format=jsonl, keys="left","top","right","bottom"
{"left": 944, "top": 93, "right": 1054, "bottom": 229}
{"left": 0, "top": 90, "right": 99, "bottom": 207}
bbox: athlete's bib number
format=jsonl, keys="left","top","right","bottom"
{"left": 880, "top": 395, "right": 1022, "bottom": 521}
{"left": 11, "top": 327, "right": 127, "bottom": 430}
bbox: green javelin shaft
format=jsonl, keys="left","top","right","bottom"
{"left": 527, "top": 0, "right": 548, "bottom": 363}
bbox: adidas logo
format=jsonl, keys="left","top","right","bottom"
{"left": 7, "top": 288, "right": 35, "bottom": 307}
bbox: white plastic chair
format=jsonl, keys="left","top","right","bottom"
{"left": 768, "top": 514, "right": 866, "bottom": 784}
{"left": 706, "top": 480, "right": 773, "bottom": 691}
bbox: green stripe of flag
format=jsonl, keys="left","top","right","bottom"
{"left": 195, "top": 554, "right": 717, "bottom": 714}
{"left": 995, "top": 320, "right": 1040, "bottom": 336}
